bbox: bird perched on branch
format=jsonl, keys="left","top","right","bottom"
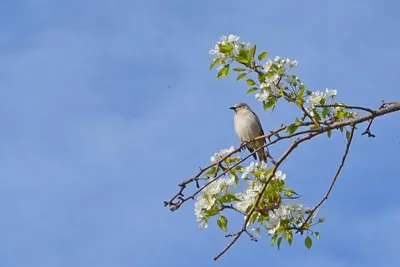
{"left": 230, "top": 102, "right": 266, "bottom": 163}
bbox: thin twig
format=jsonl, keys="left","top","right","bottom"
{"left": 297, "top": 124, "right": 356, "bottom": 233}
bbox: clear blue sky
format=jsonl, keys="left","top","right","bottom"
{"left": 0, "top": 0, "right": 399, "bottom": 266}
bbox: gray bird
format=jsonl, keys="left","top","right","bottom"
{"left": 230, "top": 103, "right": 266, "bottom": 163}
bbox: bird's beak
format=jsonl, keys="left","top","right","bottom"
{"left": 229, "top": 106, "right": 236, "bottom": 110}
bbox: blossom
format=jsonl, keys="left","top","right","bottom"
{"left": 235, "top": 180, "right": 262, "bottom": 212}
{"left": 209, "top": 34, "right": 249, "bottom": 58}
{"left": 241, "top": 162, "right": 257, "bottom": 179}
{"left": 255, "top": 90, "right": 269, "bottom": 102}
{"left": 306, "top": 91, "right": 326, "bottom": 111}
{"left": 210, "top": 146, "right": 237, "bottom": 163}
{"left": 289, "top": 60, "right": 298, "bottom": 67}
{"left": 273, "top": 170, "right": 286, "bottom": 181}
{"left": 263, "top": 59, "right": 273, "bottom": 72}
{"left": 325, "top": 88, "right": 337, "bottom": 97}
{"left": 197, "top": 216, "right": 208, "bottom": 229}
{"left": 285, "top": 75, "right": 298, "bottom": 84}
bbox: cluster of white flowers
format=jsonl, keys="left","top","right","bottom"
{"left": 235, "top": 165, "right": 287, "bottom": 216}
{"left": 274, "top": 56, "right": 298, "bottom": 68}
{"left": 210, "top": 146, "right": 237, "bottom": 163}
{"left": 235, "top": 179, "right": 263, "bottom": 213}
{"left": 306, "top": 88, "right": 337, "bottom": 111}
{"left": 194, "top": 175, "right": 236, "bottom": 228}
{"left": 241, "top": 161, "right": 267, "bottom": 179}
{"left": 209, "top": 34, "right": 249, "bottom": 58}
{"left": 255, "top": 90, "right": 269, "bottom": 102}
{"left": 267, "top": 203, "right": 316, "bottom": 234}
{"left": 263, "top": 56, "right": 298, "bottom": 72}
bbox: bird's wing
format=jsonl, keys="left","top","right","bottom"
{"left": 251, "top": 110, "right": 265, "bottom": 138}
{"left": 247, "top": 147, "right": 257, "bottom": 160}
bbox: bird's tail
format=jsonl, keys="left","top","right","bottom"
{"left": 257, "top": 147, "right": 266, "bottom": 164}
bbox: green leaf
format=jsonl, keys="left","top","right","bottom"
{"left": 305, "top": 236, "right": 312, "bottom": 249}
{"left": 247, "top": 87, "right": 258, "bottom": 94}
{"left": 218, "top": 44, "right": 233, "bottom": 54}
{"left": 258, "top": 51, "right": 268, "bottom": 61}
{"left": 287, "top": 231, "right": 293, "bottom": 245}
{"left": 277, "top": 236, "right": 283, "bottom": 249}
{"left": 315, "top": 232, "right": 320, "bottom": 240}
{"left": 219, "top": 194, "right": 242, "bottom": 203}
{"left": 210, "top": 58, "right": 221, "bottom": 70}
{"left": 286, "top": 123, "right": 299, "bottom": 135}
{"left": 233, "top": 67, "right": 245, "bottom": 72}
{"left": 270, "top": 233, "right": 278, "bottom": 246}
{"left": 263, "top": 98, "right": 276, "bottom": 110}
{"left": 246, "top": 79, "right": 256, "bottom": 85}
{"left": 204, "top": 206, "right": 219, "bottom": 217}
{"left": 297, "top": 86, "right": 305, "bottom": 99}
{"left": 236, "top": 72, "right": 247, "bottom": 81}
{"left": 312, "top": 109, "right": 322, "bottom": 122}
{"left": 206, "top": 166, "right": 218, "bottom": 176}
{"left": 217, "top": 64, "right": 230, "bottom": 79}
{"left": 346, "top": 130, "right": 351, "bottom": 140}
{"left": 235, "top": 50, "right": 250, "bottom": 65}
{"left": 249, "top": 45, "right": 256, "bottom": 59}
{"left": 336, "top": 110, "right": 345, "bottom": 120}
{"left": 327, "top": 129, "right": 332, "bottom": 138}
{"left": 217, "top": 215, "right": 228, "bottom": 232}
{"left": 322, "top": 107, "right": 329, "bottom": 118}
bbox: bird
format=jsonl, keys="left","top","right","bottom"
{"left": 230, "top": 102, "right": 266, "bottom": 163}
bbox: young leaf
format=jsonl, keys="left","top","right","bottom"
{"left": 237, "top": 72, "right": 247, "bottom": 81}
{"left": 217, "top": 215, "right": 228, "bottom": 232}
{"left": 315, "top": 232, "right": 321, "bottom": 240}
{"left": 249, "top": 45, "right": 256, "bottom": 59}
{"left": 277, "top": 236, "right": 283, "bottom": 250}
{"left": 246, "top": 79, "right": 256, "bottom": 85}
{"left": 218, "top": 44, "right": 233, "bottom": 53}
{"left": 205, "top": 166, "right": 218, "bottom": 176}
{"left": 217, "top": 64, "right": 230, "bottom": 79}
{"left": 297, "top": 86, "right": 305, "bottom": 99}
{"left": 270, "top": 233, "right": 278, "bottom": 246}
{"left": 247, "top": 87, "right": 258, "bottom": 94}
{"left": 210, "top": 58, "right": 221, "bottom": 70}
{"left": 322, "top": 107, "right": 329, "bottom": 118}
{"left": 258, "top": 51, "right": 268, "bottom": 61}
{"left": 287, "top": 231, "right": 293, "bottom": 245}
{"left": 346, "top": 130, "right": 351, "bottom": 140}
{"left": 233, "top": 67, "right": 245, "bottom": 72}
{"left": 327, "top": 129, "right": 332, "bottom": 138}
{"left": 305, "top": 236, "right": 312, "bottom": 249}
{"left": 286, "top": 123, "right": 299, "bottom": 135}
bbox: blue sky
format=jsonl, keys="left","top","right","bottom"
{"left": 0, "top": 0, "right": 399, "bottom": 266}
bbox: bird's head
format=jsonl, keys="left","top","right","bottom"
{"left": 229, "top": 102, "right": 251, "bottom": 113}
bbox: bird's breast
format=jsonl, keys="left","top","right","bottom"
{"left": 234, "top": 111, "right": 262, "bottom": 142}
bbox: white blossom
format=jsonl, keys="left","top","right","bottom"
{"left": 273, "top": 170, "right": 286, "bottom": 181}
{"left": 325, "top": 88, "right": 337, "bottom": 97}
{"left": 197, "top": 216, "right": 208, "bottom": 229}
{"left": 235, "top": 180, "right": 262, "bottom": 212}
{"left": 289, "top": 60, "right": 298, "bottom": 67}
{"left": 306, "top": 91, "right": 326, "bottom": 111}
{"left": 209, "top": 34, "right": 249, "bottom": 58}
{"left": 241, "top": 162, "right": 257, "bottom": 179}
{"left": 274, "top": 56, "right": 281, "bottom": 62}
{"left": 255, "top": 90, "right": 269, "bottom": 102}
{"left": 263, "top": 59, "right": 273, "bottom": 72}
{"left": 210, "top": 146, "right": 237, "bottom": 163}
